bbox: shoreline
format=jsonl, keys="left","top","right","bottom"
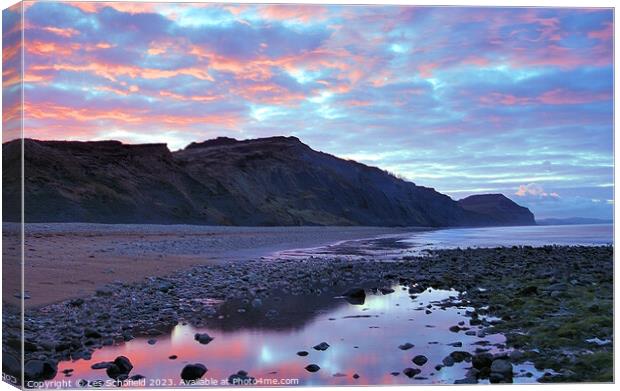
{"left": 4, "top": 224, "right": 416, "bottom": 308}
{"left": 3, "top": 244, "right": 613, "bottom": 384}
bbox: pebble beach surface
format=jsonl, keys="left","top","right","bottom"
{"left": 2, "top": 241, "right": 613, "bottom": 385}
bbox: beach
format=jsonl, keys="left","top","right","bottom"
{"left": 1, "top": 225, "right": 613, "bottom": 385}
{"left": 4, "top": 224, "right": 411, "bottom": 308}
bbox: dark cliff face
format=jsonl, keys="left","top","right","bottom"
{"left": 458, "top": 194, "right": 536, "bottom": 226}
{"left": 3, "top": 137, "right": 535, "bottom": 227}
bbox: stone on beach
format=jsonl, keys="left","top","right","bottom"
{"left": 398, "top": 342, "right": 414, "bottom": 350}
{"left": 342, "top": 287, "right": 366, "bottom": 304}
{"left": 228, "top": 370, "right": 255, "bottom": 385}
{"left": 305, "top": 364, "right": 320, "bottom": 373}
{"left": 313, "top": 342, "right": 330, "bottom": 351}
{"left": 24, "top": 360, "right": 57, "bottom": 381}
{"left": 412, "top": 355, "right": 428, "bottom": 366}
{"left": 490, "top": 359, "right": 513, "bottom": 383}
{"left": 449, "top": 351, "right": 472, "bottom": 363}
{"left": 403, "top": 367, "right": 421, "bottom": 378}
{"left": 181, "top": 363, "right": 208, "bottom": 381}
{"left": 105, "top": 356, "right": 133, "bottom": 380}
{"left": 91, "top": 362, "right": 113, "bottom": 370}
{"left": 194, "top": 333, "right": 214, "bottom": 344}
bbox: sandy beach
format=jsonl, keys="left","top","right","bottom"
{"left": 4, "top": 224, "right": 411, "bottom": 308}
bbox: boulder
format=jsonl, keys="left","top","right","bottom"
{"left": 412, "top": 355, "right": 428, "bottom": 366}
{"left": 181, "top": 364, "right": 208, "bottom": 381}
{"left": 24, "top": 360, "right": 57, "bottom": 381}
{"left": 113, "top": 356, "right": 133, "bottom": 374}
{"left": 449, "top": 351, "right": 472, "bottom": 363}
{"left": 490, "top": 359, "right": 513, "bottom": 376}
{"left": 228, "top": 370, "right": 255, "bottom": 385}
{"left": 472, "top": 353, "right": 493, "bottom": 370}
{"left": 91, "top": 362, "right": 113, "bottom": 370}
{"left": 305, "top": 364, "right": 320, "bottom": 373}
{"left": 194, "top": 333, "right": 214, "bottom": 345}
{"left": 403, "top": 368, "right": 421, "bottom": 378}
{"left": 342, "top": 288, "right": 366, "bottom": 305}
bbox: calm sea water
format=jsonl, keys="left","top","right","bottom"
{"left": 275, "top": 224, "right": 613, "bottom": 260}
{"left": 403, "top": 223, "right": 613, "bottom": 250}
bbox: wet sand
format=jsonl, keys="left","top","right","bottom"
{"left": 4, "top": 224, "right": 412, "bottom": 308}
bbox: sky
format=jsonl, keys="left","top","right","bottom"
{"left": 2, "top": 1, "right": 614, "bottom": 220}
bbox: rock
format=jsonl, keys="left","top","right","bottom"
{"left": 313, "top": 342, "right": 330, "bottom": 351}
{"left": 106, "top": 364, "right": 122, "bottom": 380}
{"left": 2, "top": 353, "right": 21, "bottom": 377}
{"left": 342, "top": 288, "right": 365, "bottom": 304}
{"left": 181, "top": 364, "right": 208, "bottom": 381}
{"left": 129, "top": 375, "right": 145, "bottom": 381}
{"left": 403, "top": 368, "right": 421, "bottom": 378}
{"left": 442, "top": 356, "right": 455, "bottom": 367}
{"left": 95, "top": 288, "right": 113, "bottom": 297}
{"left": 168, "top": 355, "right": 178, "bottom": 360}
{"left": 454, "top": 377, "right": 478, "bottom": 384}
{"left": 489, "top": 373, "right": 511, "bottom": 383}
{"left": 113, "top": 356, "right": 133, "bottom": 374}
{"left": 24, "top": 360, "right": 57, "bottom": 381}
{"left": 84, "top": 329, "right": 102, "bottom": 339}
{"left": 297, "top": 351, "right": 309, "bottom": 356}
{"left": 447, "top": 342, "right": 462, "bottom": 347}
{"left": 251, "top": 298, "right": 262, "bottom": 308}
{"left": 509, "top": 350, "right": 524, "bottom": 361}
{"left": 305, "top": 364, "right": 320, "bottom": 373}
{"left": 472, "top": 353, "right": 493, "bottom": 369}
{"left": 398, "top": 342, "right": 414, "bottom": 350}
{"left": 380, "top": 288, "right": 395, "bottom": 294}
{"left": 352, "top": 373, "right": 360, "bottom": 379}
{"left": 450, "top": 351, "right": 472, "bottom": 362}
{"left": 412, "top": 355, "right": 428, "bottom": 366}
{"left": 194, "top": 333, "right": 214, "bottom": 345}
{"left": 490, "top": 359, "right": 513, "bottom": 377}
{"left": 91, "top": 362, "right": 113, "bottom": 370}
{"left": 343, "top": 287, "right": 365, "bottom": 298}
{"left": 69, "top": 298, "right": 84, "bottom": 307}
{"left": 449, "top": 325, "right": 461, "bottom": 332}
{"left": 157, "top": 281, "right": 174, "bottom": 293}
{"left": 228, "top": 370, "right": 255, "bottom": 385}
{"left": 147, "top": 339, "right": 157, "bottom": 345}
{"left": 519, "top": 285, "right": 538, "bottom": 296}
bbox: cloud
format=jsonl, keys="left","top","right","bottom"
{"left": 515, "top": 183, "right": 560, "bottom": 199}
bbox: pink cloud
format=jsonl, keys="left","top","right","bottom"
{"left": 588, "top": 22, "right": 613, "bottom": 41}
{"left": 258, "top": 5, "right": 327, "bottom": 24}
{"left": 515, "top": 184, "right": 560, "bottom": 199}
{"left": 538, "top": 88, "right": 611, "bottom": 105}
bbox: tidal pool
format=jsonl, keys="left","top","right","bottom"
{"left": 56, "top": 286, "right": 544, "bottom": 387}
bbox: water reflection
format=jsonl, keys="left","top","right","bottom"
{"left": 56, "top": 287, "right": 544, "bottom": 387}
